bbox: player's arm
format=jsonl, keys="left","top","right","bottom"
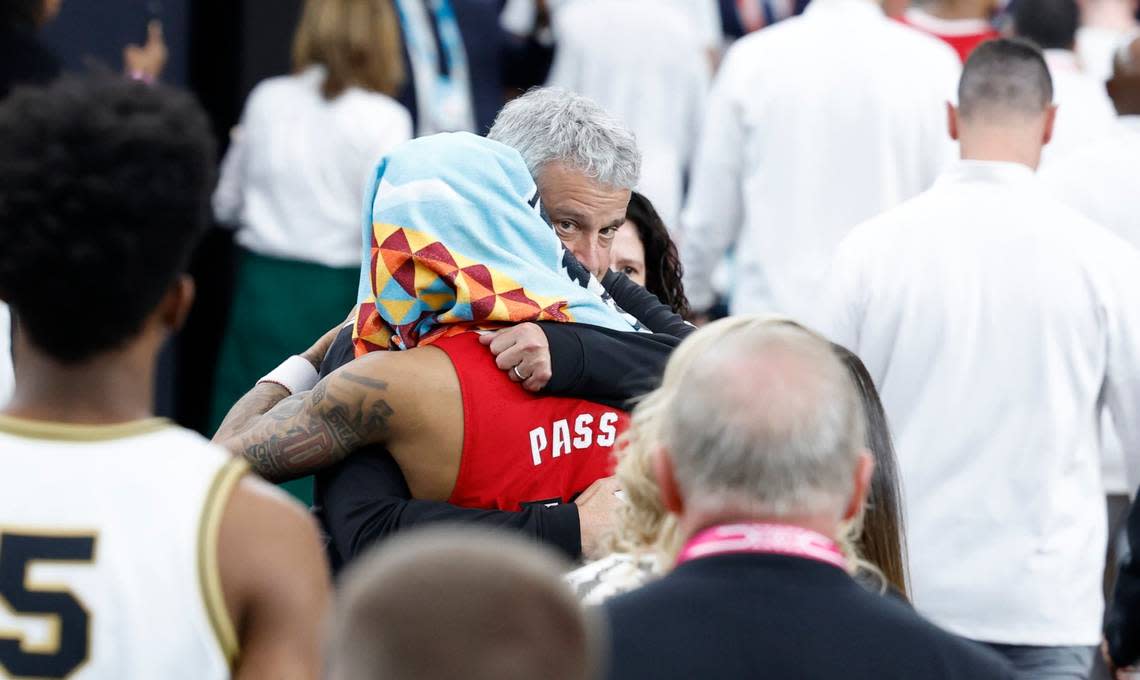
{"left": 213, "top": 355, "right": 400, "bottom": 482}
{"left": 216, "top": 474, "right": 332, "bottom": 679}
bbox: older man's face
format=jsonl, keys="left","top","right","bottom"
{"left": 536, "top": 162, "right": 631, "bottom": 280}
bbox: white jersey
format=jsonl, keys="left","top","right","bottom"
{"left": 0, "top": 415, "right": 245, "bottom": 679}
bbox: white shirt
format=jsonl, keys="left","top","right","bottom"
{"left": 213, "top": 67, "right": 412, "bottom": 268}
{"left": 680, "top": 0, "right": 960, "bottom": 318}
{"left": 1040, "top": 117, "right": 1140, "bottom": 496}
{"left": 1041, "top": 49, "right": 1118, "bottom": 166}
{"left": 816, "top": 160, "right": 1140, "bottom": 645}
{"left": 546, "top": 0, "right": 710, "bottom": 229}
{"left": 0, "top": 417, "right": 245, "bottom": 678}
{"left": 1077, "top": 25, "right": 1140, "bottom": 83}
{"left": 0, "top": 302, "right": 11, "bottom": 407}
{"left": 502, "top": 0, "right": 722, "bottom": 50}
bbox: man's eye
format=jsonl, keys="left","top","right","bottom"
{"left": 557, "top": 221, "right": 576, "bottom": 232}
{"left": 600, "top": 228, "right": 617, "bottom": 240}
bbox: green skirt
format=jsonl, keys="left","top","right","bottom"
{"left": 209, "top": 249, "right": 359, "bottom": 506}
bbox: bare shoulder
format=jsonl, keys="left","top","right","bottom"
{"left": 217, "top": 476, "right": 330, "bottom": 639}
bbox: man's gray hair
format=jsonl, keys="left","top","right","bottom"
{"left": 660, "top": 322, "right": 866, "bottom": 518}
{"left": 328, "top": 527, "right": 601, "bottom": 680}
{"left": 488, "top": 87, "right": 641, "bottom": 190}
{"left": 959, "top": 38, "right": 1054, "bottom": 121}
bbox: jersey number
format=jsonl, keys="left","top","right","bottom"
{"left": 0, "top": 532, "right": 96, "bottom": 679}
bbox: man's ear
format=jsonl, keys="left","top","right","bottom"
{"left": 1042, "top": 104, "right": 1058, "bottom": 146}
{"left": 946, "top": 101, "right": 960, "bottom": 142}
{"left": 842, "top": 449, "right": 875, "bottom": 523}
{"left": 652, "top": 446, "right": 684, "bottom": 515}
{"left": 157, "top": 274, "right": 195, "bottom": 333}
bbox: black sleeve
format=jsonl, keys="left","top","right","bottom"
{"left": 535, "top": 272, "right": 695, "bottom": 407}
{"left": 315, "top": 451, "right": 582, "bottom": 568}
{"left": 539, "top": 322, "right": 681, "bottom": 409}
{"left": 314, "top": 327, "right": 583, "bottom": 566}
{"left": 602, "top": 270, "right": 695, "bottom": 338}
{"left": 1107, "top": 491, "right": 1140, "bottom": 667}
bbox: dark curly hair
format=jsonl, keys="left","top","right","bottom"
{"left": 0, "top": 77, "right": 216, "bottom": 363}
{"left": 623, "top": 192, "right": 690, "bottom": 318}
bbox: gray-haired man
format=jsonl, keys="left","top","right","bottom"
{"left": 603, "top": 319, "right": 1013, "bottom": 679}
{"left": 489, "top": 86, "right": 641, "bottom": 281}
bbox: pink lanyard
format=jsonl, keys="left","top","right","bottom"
{"left": 675, "top": 522, "right": 848, "bottom": 570}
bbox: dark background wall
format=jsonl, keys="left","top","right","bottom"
{"left": 41, "top": 0, "right": 190, "bottom": 86}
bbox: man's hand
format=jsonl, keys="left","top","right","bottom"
{"left": 480, "top": 323, "right": 552, "bottom": 392}
{"left": 575, "top": 476, "right": 623, "bottom": 560}
{"left": 123, "top": 20, "right": 168, "bottom": 82}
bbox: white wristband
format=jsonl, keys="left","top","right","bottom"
{"left": 257, "top": 356, "right": 319, "bottom": 396}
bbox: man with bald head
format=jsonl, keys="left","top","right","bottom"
{"left": 603, "top": 319, "right": 1013, "bottom": 679}
{"left": 818, "top": 39, "right": 1140, "bottom": 678}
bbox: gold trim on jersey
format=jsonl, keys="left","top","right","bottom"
{"left": 197, "top": 459, "right": 248, "bottom": 668}
{"left": 0, "top": 414, "right": 170, "bottom": 442}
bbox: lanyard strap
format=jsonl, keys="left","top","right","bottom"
{"left": 675, "top": 522, "right": 847, "bottom": 570}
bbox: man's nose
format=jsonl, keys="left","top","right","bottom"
{"left": 571, "top": 239, "right": 608, "bottom": 279}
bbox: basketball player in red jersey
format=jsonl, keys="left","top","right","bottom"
{"left": 214, "top": 324, "right": 627, "bottom": 511}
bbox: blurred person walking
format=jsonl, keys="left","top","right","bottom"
{"left": 1041, "top": 37, "right": 1140, "bottom": 548}
{"left": 1013, "top": 0, "right": 1118, "bottom": 163}
{"left": 818, "top": 39, "right": 1140, "bottom": 678}
{"left": 545, "top": 0, "right": 711, "bottom": 230}
{"left": 209, "top": 0, "right": 412, "bottom": 503}
{"left": 601, "top": 320, "right": 1012, "bottom": 679}
{"left": 680, "top": 0, "right": 961, "bottom": 321}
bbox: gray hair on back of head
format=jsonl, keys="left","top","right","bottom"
{"left": 488, "top": 87, "right": 641, "bottom": 190}
{"left": 958, "top": 38, "right": 1054, "bottom": 121}
{"left": 660, "top": 321, "right": 866, "bottom": 519}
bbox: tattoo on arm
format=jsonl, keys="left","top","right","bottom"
{"left": 224, "top": 366, "right": 396, "bottom": 482}
{"left": 213, "top": 382, "right": 291, "bottom": 443}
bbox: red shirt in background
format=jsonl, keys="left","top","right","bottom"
{"left": 897, "top": 8, "right": 1000, "bottom": 62}
{"left": 435, "top": 332, "right": 627, "bottom": 511}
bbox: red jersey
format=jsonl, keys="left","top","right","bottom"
{"left": 897, "top": 9, "right": 999, "bottom": 63}
{"left": 434, "top": 332, "right": 628, "bottom": 511}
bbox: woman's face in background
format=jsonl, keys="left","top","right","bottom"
{"left": 611, "top": 220, "right": 646, "bottom": 287}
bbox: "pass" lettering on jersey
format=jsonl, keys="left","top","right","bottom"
{"left": 528, "top": 412, "right": 620, "bottom": 466}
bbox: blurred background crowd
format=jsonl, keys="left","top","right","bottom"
{"left": 5, "top": 0, "right": 1140, "bottom": 677}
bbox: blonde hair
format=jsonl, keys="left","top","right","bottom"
{"left": 292, "top": 0, "right": 405, "bottom": 100}
{"left": 609, "top": 316, "right": 889, "bottom": 587}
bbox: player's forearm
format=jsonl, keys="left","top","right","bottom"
{"left": 218, "top": 366, "right": 397, "bottom": 482}
{"left": 213, "top": 382, "right": 292, "bottom": 444}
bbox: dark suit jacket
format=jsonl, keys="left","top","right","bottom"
{"left": 603, "top": 553, "right": 1016, "bottom": 680}
{"left": 1107, "top": 490, "right": 1140, "bottom": 667}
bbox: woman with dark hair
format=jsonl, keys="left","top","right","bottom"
{"left": 832, "top": 342, "right": 910, "bottom": 601}
{"left": 611, "top": 192, "right": 690, "bottom": 318}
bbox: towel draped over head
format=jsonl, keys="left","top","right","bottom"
{"left": 352, "top": 132, "right": 642, "bottom": 357}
